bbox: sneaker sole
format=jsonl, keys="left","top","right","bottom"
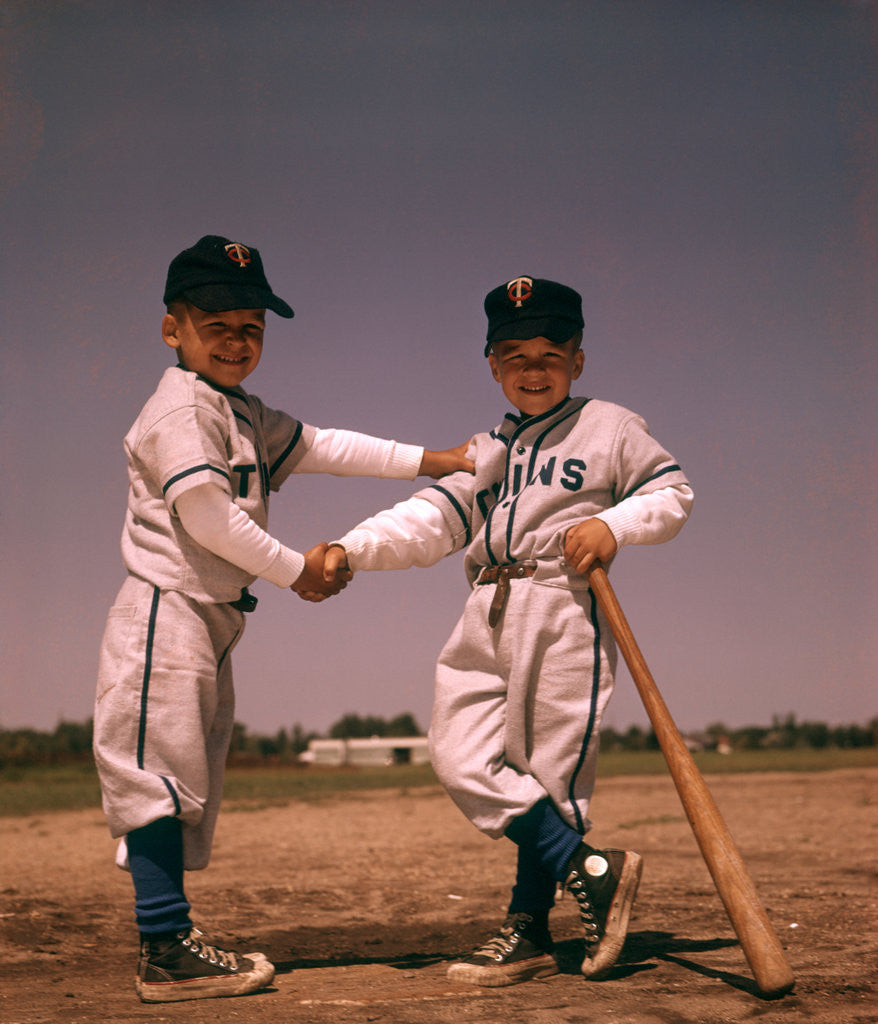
{"left": 136, "top": 958, "right": 276, "bottom": 1003}
{"left": 447, "top": 953, "right": 559, "bottom": 987}
{"left": 580, "top": 850, "right": 643, "bottom": 980}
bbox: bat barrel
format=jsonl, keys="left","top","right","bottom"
{"left": 587, "top": 564, "right": 794, "bottom": 997}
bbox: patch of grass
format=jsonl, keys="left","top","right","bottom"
{"left": 222, "top": 762, "right": 440, "bottom": 805}
{"left": 0, "top": 763, "right": 103, "bottom": 817}
{"left": 596, "top": 746, "right": 878, "bottom": 777}
{"left": 617, "top": 813, "right": 686, "bottom": 830}
{"left": 0, "top": 761, "right": 442, "bottom": 818}
{"left": 1, "top": 748, "right": 875, "bottom": 818}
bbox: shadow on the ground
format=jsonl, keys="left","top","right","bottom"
{"left": 268, "top": 921, "right": 765, "bottom": 999}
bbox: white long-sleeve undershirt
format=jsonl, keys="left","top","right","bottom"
{"left": 173, "top": 427, "right": 427, "bottom": 589}
{"left": 593, "top": 484, "right": 694, "bottom": 549}
{"left": 293, "top": 428, "right": 423, "bottom": 479}
{"left": 337, "top": 484, "right": 694, "bottom": 573}
{"left": 176, "top": 484, "right": 305, "bottom": 587}
{"left": 337, "top": 496, "right": 454, "bottom": 571}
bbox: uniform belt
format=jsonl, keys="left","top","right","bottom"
{"left": 476, "top": 562, "right": 537, "bottom": 627}
{"left": 229, "top": 587, "right": 258, "bottom": 613}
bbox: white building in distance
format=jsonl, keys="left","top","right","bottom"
{"left": 301, "top": 736, "right": 430, "bottom": 767}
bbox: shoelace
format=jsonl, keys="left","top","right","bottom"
{"left": 473, "top": 925, "right": 520, "bottom": 961}
{"left": 566, "top": 873, "right": 601, "bottom": 946}
{"left": 182, "top": 931, "right": 242, "bottom": 971}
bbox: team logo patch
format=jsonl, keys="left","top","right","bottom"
{"left": 225, "top": 242, "right": 252, "bottom": 267}
{"left": 506, "top": 276, "right": 533, "bottom": 307}
{"left": 585, "top": 854, "right": 609, "bottom": 877}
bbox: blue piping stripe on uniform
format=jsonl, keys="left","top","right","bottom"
{"left": 197, "top": 375, "right": 246, "bottom": 401}
{"left": 269, "top": 421, "right": 304, "bottom": 477}
{"left": 484, "top": 398, "right": 584, "bottom": 564}
{"left": 483, "top": 434, "right": 521, "bottom": 564}
{"left": 232, "top": 408, "right": 254, "bottom": 430}
{"left": 217, "top": 627, "right": 241, "bottom": 675}
{"left": 162, "top": 464, "right": 230, "bottom": 494}
{"left": 498, "top": 398, "right": 587, "bottom": 563}
{"left": 620, "top": 463, "right": 682, "bottom": 502}
{"left": 136, "top": 586, "right": 161, "bottom": 769}
{"left": 483, "top": 437, "right": 517, "bottom": 565}
{"left": 160, "top": 775, "right": 182, "bottom": 816}
{"left": 483, "top": 406, "right": 554, "bottom": 563}
{"left": 429, "top": 485, "right": 471, "bottom": 547}
{"left": 566, "top": 589, "right": 602, "bottom": 832}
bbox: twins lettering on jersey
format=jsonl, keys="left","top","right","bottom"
{"left": 227, "top": 400, "right": 270, "bottom": 500}
{"left": 475, "top": 456, "right": 587, "bottom": 520}
{"left": 425, "top": 396, "right": 687, "bottom": 579}
{"left": 232, "top": 462, "right": 270, "bottom": 499}
{"left": 162, "top": 459, "right": 270, "bottom": 500}
{"left": 160, "top": 381, "right": 283, "bottom": 507}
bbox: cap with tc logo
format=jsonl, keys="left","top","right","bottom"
{"left": 483, "top": 276, "right": 583, "bottom": 355}
{"left": 163, "top": 235, "right": 294, "bottom": 319}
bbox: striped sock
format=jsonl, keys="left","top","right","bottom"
{"left": 127, "top": 817, "right": 192, "bottom": 937}
{"left": 505, "top": 798, "right": 584, "bottom": 884}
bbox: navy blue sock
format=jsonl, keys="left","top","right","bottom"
{"left": 508, "top": 842, "right": 557, "bottom": 915}
{"left": 504, "top": 798, "right": 584, "bottom": 885}
{"left": 127, "top": 817, "right": 192, "bottom": 937}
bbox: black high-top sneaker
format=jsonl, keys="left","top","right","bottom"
{"left": 447, "top": 911, "right": 558, "bottom": 986}
{"left": 135, "top": 926, "right": 275, "bottom": 1002}
{"left": 564, "top": 845, "right": 643, "bottom": 978}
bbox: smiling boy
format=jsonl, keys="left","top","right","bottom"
{"left": 92, "top": 235, "right": 472, "bottom": 1003}
{"left": 163, "top": 303, "right": 267, "bottom": 389}
{"left": 323, "top": 276, "right": 693, "bottom": 987}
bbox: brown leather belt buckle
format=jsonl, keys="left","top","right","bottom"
{"left": 488, "top": 573, "right": 509, "bottom": 627}
{"left": 482, "top": 563, "right": 536, "bottom": 627}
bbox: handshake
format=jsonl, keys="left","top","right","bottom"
{"left": 290, "top": 542, "right": 352, "bottom": 603}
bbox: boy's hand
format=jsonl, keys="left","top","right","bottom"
{"left": 419, "top": 441, "right": 475, "bottom": 479}
{"left": 323, "top": 544, "right": 352, "bottom": 585}
{"left": 291, "top": 542, "right": 350, "bottom": 602}
{"left": 564, "top": 518, "right": 618, "bottom": 575}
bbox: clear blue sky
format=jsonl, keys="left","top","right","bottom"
{"left": 2, "top": 0, "right": 875, "bottom": 737}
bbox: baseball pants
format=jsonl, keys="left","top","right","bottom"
{"left": 429, "top": 575, "right": 617, "bottom": 839}
{"left": 93, "top": 575, "right": 245, "bottom": 871}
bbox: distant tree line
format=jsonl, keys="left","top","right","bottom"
{"left": 599, "top": 713, "right": 878, "bottom": 753}
{"left": 1, "top": 711, "right": 875, "bottom": 769}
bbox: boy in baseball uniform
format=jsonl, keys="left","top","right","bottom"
{"left": 323, "top": 276, "right": 693, "bottom": 986}
{"left": 93, "top": 235, "right": 472, "bottom": 1003}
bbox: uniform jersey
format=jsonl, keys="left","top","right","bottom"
{"left": 95, "top": 363, "right": 423, "bottom": 867}
{"left": 121, "top": 365, "right": 421, "bottom": 603}
{"left": 341, "top": 395, "right": 691, "bottom": 583}
{"left": 335, "top": 394, "right": 692, "bottom": 840}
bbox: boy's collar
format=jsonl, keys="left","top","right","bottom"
{"left": 175, "top": 362, "right": 248, "bottom": 399}
{"left": 503, "top": 394, "right": 585, "bottom": 428}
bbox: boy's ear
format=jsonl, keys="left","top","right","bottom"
{"left": 162, "top": 312, "right": 182, "bottom": 351}
{"left": 571, "top": 347, "right": 585, "bottom": 379}
{"left": 488, "top": 352, "right": 502, "bottom": 382}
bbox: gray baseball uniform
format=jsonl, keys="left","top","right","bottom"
{"left": 94, "top": 364, "right": 423, "bottom": 869}
{"left": 336, "top": 396, "right": 692, "bottom": 840}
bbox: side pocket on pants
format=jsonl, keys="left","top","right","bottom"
{"left": 96, "top": 605, "right": 138, "bottom": 703}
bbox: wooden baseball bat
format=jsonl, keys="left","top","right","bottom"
{"left": 586, "top": 563, "right": 794, "bottom": 998}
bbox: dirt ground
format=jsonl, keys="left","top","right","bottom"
{"left": 1, "top": 767, "right": 875, "bottom": 1024}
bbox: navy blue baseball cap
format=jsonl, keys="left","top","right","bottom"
{"left": 484, "top": 276, "right": 583, "bottom": 355}
{"left": 163, "top": 235, "right": 294, "bottom": 318}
